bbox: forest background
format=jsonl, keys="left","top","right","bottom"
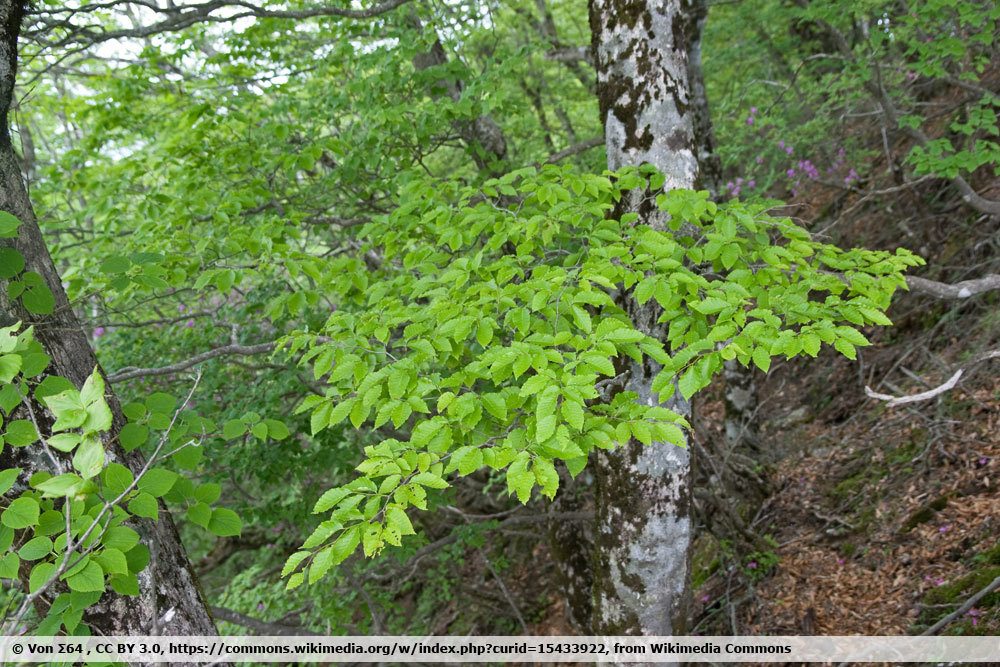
{"left": 0, "top": 0, "right": 998, "bottom": 642}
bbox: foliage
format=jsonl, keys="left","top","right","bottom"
{"left": 280, "top": 164, "right": 921, "bottom": 587}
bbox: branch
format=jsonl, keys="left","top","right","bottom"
{"left": 545, "top": 46, "right": 592, "bottom": 65}
{"left": 107, "top": 341, "right": 275, "bottom": 383}
{"left": 210, "top": 607, "right": 318, "bottom": 636}
{"left": 920, "top": 574, "right": 1000, "bottom": 636}
{"left": 865, "top": 351, "right": 999, "bottom": 407}
{"left": 819, "top": 20, "right": 1000, "bottom": 217}
{"left": 31, "top": 0, "right": 414, "bottom": 48}
{"left": 543, "top": 137, "right": 604, "bottom": 164}
{"left": 906, "top": 274, "right": 1000, "bottom": 299}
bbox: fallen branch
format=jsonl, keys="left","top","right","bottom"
{"left": 920, "top": 574, "right": 1000, "bottom": 636}
{"left": 865, "top": 351, "right": 999, "bottom": 407}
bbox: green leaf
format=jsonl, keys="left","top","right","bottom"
{"left": 561, "top": 400, "right": 585, "bottom": 431}
{"left": 47, "top": 433, "right": 81, "bottom": 453}
{"left": 34, "top": 473, "right": 85, "bottom": 498}
{"left": 0, "top": 211, "right": 21, "bottom": 238}
{"left": 94, "top": 547, "right": 129, "bottom": 575}
{"left": 222, "top": 419, "right": 246, "bottom": 440}
{"left": 0, "top": 552, "right": 18, "bottom": 578}
{"left": 29, "top": 562, "right": 55, "bottom": 593}
{"left": 102, "top": 526, "right": 140, "bottom": 552}
{"left": 186, "top": 502, "right": 212, "bottom": 528}
{"left": 65, "top": 560, "right": 104, "bottom": 593}
{"left": 127, "top": 492, "right": 159, "bottom": 520}
{"left": 18, "top": 535, "right": 53, "bottom": 561}
{"left": 481, "top": 393, "right": 507, "bottom": 421}
{"left": 193, "top": 482, "right": 221, "bottom": 504}
{"left": 0, "top": 353, "right": 21, "bottom": 382}
{"left": 2, "top": 496, "right": 39, "bottom": 528}
{"left": 751, "top": 346, "right": 771, "bottom": 373}
{"left": 72, "top": 436, "right": 105, "bottom": 479}
{"left": 102, "top": 463, "right": 134, "bottom": 496}
{"left": 208, "top": 508, "right": 242, "bottom": 537}
{"left": 385, "top": 505, "right": 415, "bottom": 537}
{"left": 138, "top": 468, "right": 177, "bottom": 498}
{"left": 310, "top": 525, "right": 361, "bottom": 583}
{"left": 0, "top": 467, "right": 21, "bottom": 494}
{"left": 834, "top": 339, "right": 857, "bottom": 360}
{"left": 118, "top": 423, "right": 148, "bottom": 451}
{"left": 4, "top": 419, "right": 38, "bottom": 447}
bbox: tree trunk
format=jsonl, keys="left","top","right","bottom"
{"left": 0, "top": 0, "right": 219, "bottom": 636}
{"left": 589, "top": 0, "right": 701, "bottom": 635}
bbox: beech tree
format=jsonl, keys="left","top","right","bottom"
{"left": 0, "top": 0, "right": 220, "bottom": 635}
{"left": 11, "top": 0, "right": 989, "bottom": 640}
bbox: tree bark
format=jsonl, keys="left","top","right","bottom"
{"left": 0, "top": 0, "right": 219, "bottom": 637}
{"left": 589, "top": 0, "right": 701, "bottom": 635}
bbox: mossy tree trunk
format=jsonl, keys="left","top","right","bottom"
{"left": 588, "top": 0, "right": 704, "bottom": 635}
{"left": 0, "top": 0, "right": 219, "bottom": 636}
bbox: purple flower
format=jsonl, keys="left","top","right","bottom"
{"left": 938, "top": 524, "right": 951, "bottom": 534}
{"left": 837, "top": 558, "right": 845, "bottom": 565}
{"left": 257, "top": 602, "right": 265, "bottom": 612}
{"left": 966, "top": 608, "right": 981, "bottom": 627}
{"left": 756, "top": 156, "right": 764, "bottom": 164}
{"left": 750, "top": 107, "right": 758, "bottom": 115}
{"left": 700, "top": 593, "right": 711, "bottom": 603}
{"left": 778, "top": 140, "right": 785, "bottom": 149}
{"left": 726, "top": 181, "right": 735, "bottom": 191}
{"left": 185, "top": 319, "right": 195, "bottom": 328}
{"left": 978, "top": 456, "right": 989, "bottom": 466}
{"left": 786, "top": 168, "right": 796, "bottom": 177}
{"left": 785, "top": 145, "right": 794, "bottom": 155}
{"left": 747, "top": 180, "right": 756, "bottom": 188}
{"left": 746, "top": 116, "right": 755, "bottom": 126}
{"left": 178, "top": 304, "right": 187, "bottom": 312}
{"left": 747, "top": 561, "right": 758, "bottom": 570}
{"left": 93, "top": 326, "right": 106, "bottom": 338}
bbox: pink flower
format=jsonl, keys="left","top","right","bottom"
{"left": 966, "top": 608, "right": 981, "bottom": 627}
{"left": 978, "top": 456, "right": 989, "bottom": 466}
{"left": 837, "top": 558, "right": 845, "bottom": 565}
{"left": 746, "top": 116, "right": 754, "bottom": 126}
{"left": 750, "top": 107, "right": 758, "bottom": 115}
{"left": 747, "top": 561, "right": 758, "bottom": 569}
{"left": 93, "top": 326, "right": 106, "bottom": 338}
{"left": 178, "top": 304, "right": 187, "bottom": 312}
{"left": 700, "top": 593, "right": 711, "bottom": 603}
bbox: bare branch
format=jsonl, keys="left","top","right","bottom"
{"left": 865, "top": 351, "right": 999, "bottom": 407}
{"left": 920, "top": 574, "right": 1000, "bottom": 636}
{"left": 30, "top": 0, "right": 414, "bottom": 48}
{"left": 210, "top": 607, "right": 318, "bottom": 636}
{"left": 906, "top": 274, "right": 1000, "bottom": 299}
{"left": 544, "top": 136, "right": 604, "bottom": 164}
{"left": 107, "top": 341, "right": 275, "bottom": 383}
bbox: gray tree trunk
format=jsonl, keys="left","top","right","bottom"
{"left": 589, "top": 0, "right": 702, "bottom": 635}
{"left": 0, "top": 0, "right": 219, "bottom": 637}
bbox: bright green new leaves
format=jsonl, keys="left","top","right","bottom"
{"left": 0, "top": 324, "right": 243, "bottom": 631}
{"left": 281, "top": 165, "right": 919, "bottom": 587}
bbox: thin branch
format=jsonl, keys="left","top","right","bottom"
{"left": 107, "top": 341, "right": 275, "bottom": 383}
{"left": 865, "top": 351, "right": 999, "bottom": 407}
{"left": 543, "top": 137, "right": 603, "bottom": 164}
{"left": 210, "top": 607, "right": 318, "bottom": 636}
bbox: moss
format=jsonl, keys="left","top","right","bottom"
{"left": 972, "top": 541, "right": 1000, "bottom": 566}
{"left": 900, "top": 493, "right": 951, "bottom": 533}
{"left": 919, "top": 566, "right": 1000, "bottom": 631}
